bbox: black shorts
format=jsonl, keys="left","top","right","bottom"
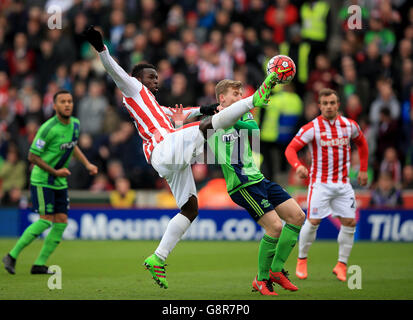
{"left": 30, "top": 185, "right": 69, "bottom": 215}
{"left": 230, "top": 179, "right": 291, "bottom": 221}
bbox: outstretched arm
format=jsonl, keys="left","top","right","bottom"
{"left": 162, "top": 105, "right": 202, "bottom": 122}
{"left": 163, "top": 103, "right": 220, "bottom": 123}
{"left": 84, "top": 26, "right": 141, "bottom": 97}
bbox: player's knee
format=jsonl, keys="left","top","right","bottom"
{"left": 295, "top": 210, "right": 306, "bottom": 226}
{"left": 181, "top": 196, "right": 198, "bottom": 222}
{"left": 342, "top": 219, "right": 357, "bottom": 228}
{"left": 41, "top": 215, "right": 54, "bottom": 223}
{"left": 53, "top": 214, "right": 68, "bottom": 224}
{"left": 308, "top": 218, "right": 321, "bottom": 226}
{"left": 265, "top": 220, "right": 282, "bottom": 238}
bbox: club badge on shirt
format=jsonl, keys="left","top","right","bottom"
{"left": 35, "top": 139, "right": 45, "bottom": 149}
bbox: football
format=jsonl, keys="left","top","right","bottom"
{"left": 266, "top": 55, "right": 296, "bottom": 84}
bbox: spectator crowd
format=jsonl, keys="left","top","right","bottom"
{"left": 0, "top": 0, "right": 412, "bottom": 209}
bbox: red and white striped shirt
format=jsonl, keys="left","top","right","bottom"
{"left": 99, "top": 47, "right": 201, "bottom": 162}
{"left": 286, "top": 115, "right": 368, "bottom": 185}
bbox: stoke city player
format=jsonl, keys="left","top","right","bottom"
{"left": 285, "top": 88, "right": 368, "bottom": 281}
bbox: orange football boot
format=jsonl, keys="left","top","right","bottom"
{"left": 269, "top": 269, "right": 298, "bottom": 291}
{"left": 296, "top": 257, "right": 308, "bottom": 279}
{"left": 252, "top": 276, "right": 278, "bottom": 296}
{"left": 332, "top": 261, "right": 347, "bottom": 281}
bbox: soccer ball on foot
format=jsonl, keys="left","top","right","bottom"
{"left": 266, "top": 55, "right": 296, "bottom": 84}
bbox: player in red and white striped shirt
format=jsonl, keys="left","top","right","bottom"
{"left": 285, "top": 88, "right": 369, "bottom": 282}
{"left": 84, "top": 26, "right": 279, "bottom": 289}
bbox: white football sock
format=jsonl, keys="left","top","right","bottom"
{"left": 155, "top": 213, "right": 191, "bottom": 261}
{"left": 211, "top": 96, "right": 253, "bottom": 130}
{"left": 298, "top": 219, "right": 319, "bottom": 259}
{"left": 338, "top": 225, "right": 356, "bottom": 264}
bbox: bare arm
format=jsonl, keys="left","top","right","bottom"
{"left": 162, "top": 102, "right": 219, "bottom": 122}
{"left": 28, "top": 152, "right": 70, "bottom": 177}
{"left": 163, "top": 105, "right": 202, "bottom": 125}
{"left": 73, "top": 146, "right": 98, "bottom": 175}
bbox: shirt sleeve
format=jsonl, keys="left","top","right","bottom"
{"left": 352, "top": 125, "right": 369, "bottom": 171}
{"left": 29, "top": 125, "right": 49, "bottom": 156}
{"left": 284, "top": 123, "right": 314, "bottom": 169}
{"left": 285, "top": 137, "right": 305, "bottom": 169}
{"left": 294, "top": 122, "right": 314, "bottom": 146}
{"left": 99, "top": 46, "right": 142, "bottom": 97}
{"left": 349, "top": 119, "right": 362, "bottom": 139}
{"left": 234, "top": 112, "right": 259, "bottom": 135}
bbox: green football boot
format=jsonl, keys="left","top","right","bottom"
{"left": 252, "top": 72, "right": 279, "bottom": 108}
{"left": 143, "top": 254, "right": 168, "bottom": 289}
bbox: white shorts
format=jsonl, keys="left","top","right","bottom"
{"left": 306, "top": 182, "right": 356, "bottom": 220}
{"left": 151, "top": 124, "right": 204, "bottom": 209}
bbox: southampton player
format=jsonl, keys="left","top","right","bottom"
{"left": 2, "top": 90, "right": 98, "bottom": 275}
{"left": 174, "top": 80, "right": 305, "bottom": 295}
{"left": 285, "top": 88, "right": 369, "bottom": 281}
{"left": 83, "top": 26, "right": 279, "bottom": 289}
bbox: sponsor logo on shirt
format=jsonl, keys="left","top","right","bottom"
{"left": 60, "top": 141, "right": 78, "bottom": 150}
{"left": 222, "top": 131, "right": 239, "bottom": 143}
{"left": 320, "top": 137, "right": 349, "bottom": 147}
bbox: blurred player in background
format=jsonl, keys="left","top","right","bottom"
{"left": 83, "top": 26, "right": 279, "bottom": 289}
{"left": 2, "top": 90, "right": 98, "bottom": 275}
{"left": 285, "top": 88, "right": 369, "bottom": 281}
{"left": 173, "top": 79, "right": 305, "bottom": 296}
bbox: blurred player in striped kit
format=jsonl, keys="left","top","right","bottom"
{"left": 285, "top": 88, "right": 369, "bottom": 281}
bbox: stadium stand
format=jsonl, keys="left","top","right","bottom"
{"left": 0, "top": 0, "right": 412, "bottom": 209}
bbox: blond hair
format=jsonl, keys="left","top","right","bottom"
{"left": 215, "top": 79, "right": 243, "bottom": 103}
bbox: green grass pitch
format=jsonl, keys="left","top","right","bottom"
{"left": 0, "top": 239, "right": 412, "bottom": 300}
